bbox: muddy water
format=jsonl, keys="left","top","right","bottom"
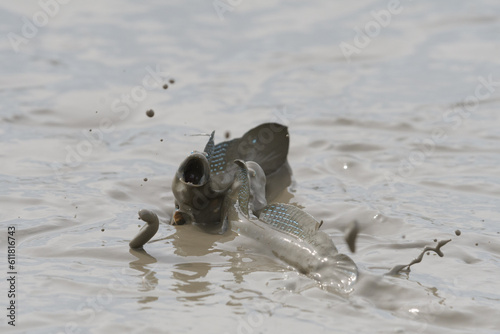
{"left": 2, "top": 1, "right": 500, "bottom": 333}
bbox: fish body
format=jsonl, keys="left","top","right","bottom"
{"left": 171, "top": 123, "right": 291, "bottom": 226}
{"left": 170, "top": 123, "right": 357, "bottom": 292}
{"left": 224, "top": 160, "right": 358, "bottom": 292}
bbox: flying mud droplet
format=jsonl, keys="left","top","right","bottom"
{"left": 344, "top": 220, "right": 359, "bottom": 253}
{"left": 143, "top": 178, "right": 148, "bottom": 182}
{"left": 101, "top": 228, "right": 105, "bottom": 232}
{"left": 162, "top": 84, "right": 168, "bottom": 89}
{"left": 169, "top": 79, "right": 175, "bottom": 84}
{"left": 225, "top": 131, "right": 231, "bottom": 139}
{"left": 146, "top": 109, "right": 155, "bottom": 117}
{"left": 386, "top": 239, "right": 452, "bottom": 276}
{"left": 160, "top": 139, "right": 163, "bottom": 142}
{"left": 455, "top": 229, "right": 461, "bottom": 236}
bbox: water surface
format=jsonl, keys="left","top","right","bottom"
{"left": 1, "top": 1, "right": 500, "bottom": 333}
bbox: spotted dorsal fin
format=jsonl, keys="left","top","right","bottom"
{"left": 201, "top": 123, "right": 290, "bottom": 194}
{"left": 203, "top": 131, "right": 215, "bottom": 160}
{"left": 258, "top": 203, "right": 320, "bottom": 240}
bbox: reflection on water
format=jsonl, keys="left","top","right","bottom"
{"left": 129, "top": 248, "right": 158, "bottom": 296}
{"left": 2, "top": 0, "right": 500, "bottom": 332}
{"left": 172, "top": 262, "right": 213, "bottom": 301}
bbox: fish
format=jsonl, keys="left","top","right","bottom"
{"left": 132, "top": 123, "right": 357, "bottom": 292}
{"left": 171, "top": 123, "right": 291, "bottom": 228}
{"left": 222, "top": 160, "right": 358, "bottom": 293}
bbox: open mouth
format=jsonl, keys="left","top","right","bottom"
{"left": 179, "top": 153, "right": 210, "bottom": 186}
{"left": 183, "top": 158, "right": 204, "bottom": 184}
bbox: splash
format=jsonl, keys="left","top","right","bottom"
{"left": 386, "top": 239, "right": 452, "bottom": 276}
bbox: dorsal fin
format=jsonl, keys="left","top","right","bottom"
{"left": 203, "top": 123, "right": 289, "bottom": 193}
{"left": 258, "top": 203, "right": 320, "bottom": 239}
{"left": 238, "top": 123, "right": 289, "bottom": 175}
{"left": 203, "top": 131, "right": 215, "bottom": 160}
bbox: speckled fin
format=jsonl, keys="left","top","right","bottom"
{"left": 234, "top": 160, "right": 250, "bottom": 217}
{"left": 258, "top": 203, "right": 320, "bottom": 239}
{"left": 203, "top": 131, "right": 215, "bottom": 160}
{"left": 206, "top": 123, "right": 289, "bottom": 192}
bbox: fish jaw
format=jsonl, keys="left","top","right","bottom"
{"left": 171, "top": 152, "right": 225, "bottom": 225}
{"left": 175, "top": 152, "right": 211, "bottom": 187}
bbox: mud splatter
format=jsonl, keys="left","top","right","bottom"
{"left": 146, "top": 109, "right": 155, "bottom": 117}
{"left": 344, "top": 220, "right": 359, "bottom": 253}
{"left": 386, "top": 239, "right": 452, "bottom": 275}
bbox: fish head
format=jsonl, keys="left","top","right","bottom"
{"left": 171, "top": 151, "right": 225, "bottom": 226}
{"left": 171, "top": 151, "right": 213, "bottom": 225}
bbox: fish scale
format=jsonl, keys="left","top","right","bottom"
{"left": 259, "top": 204, "right": 320, "bottom": 240}
{"left": 233, "top": 162, "right": 320, "bottom": 239}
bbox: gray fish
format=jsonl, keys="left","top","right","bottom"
{"left": 131, "top": 123, "right": 357, "bottom": 293}
{"left": 171, "top": 123, "right": 291, "bottom": 227}
{"left": 223, "top": 160, "right": 358, "bottom": 293}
